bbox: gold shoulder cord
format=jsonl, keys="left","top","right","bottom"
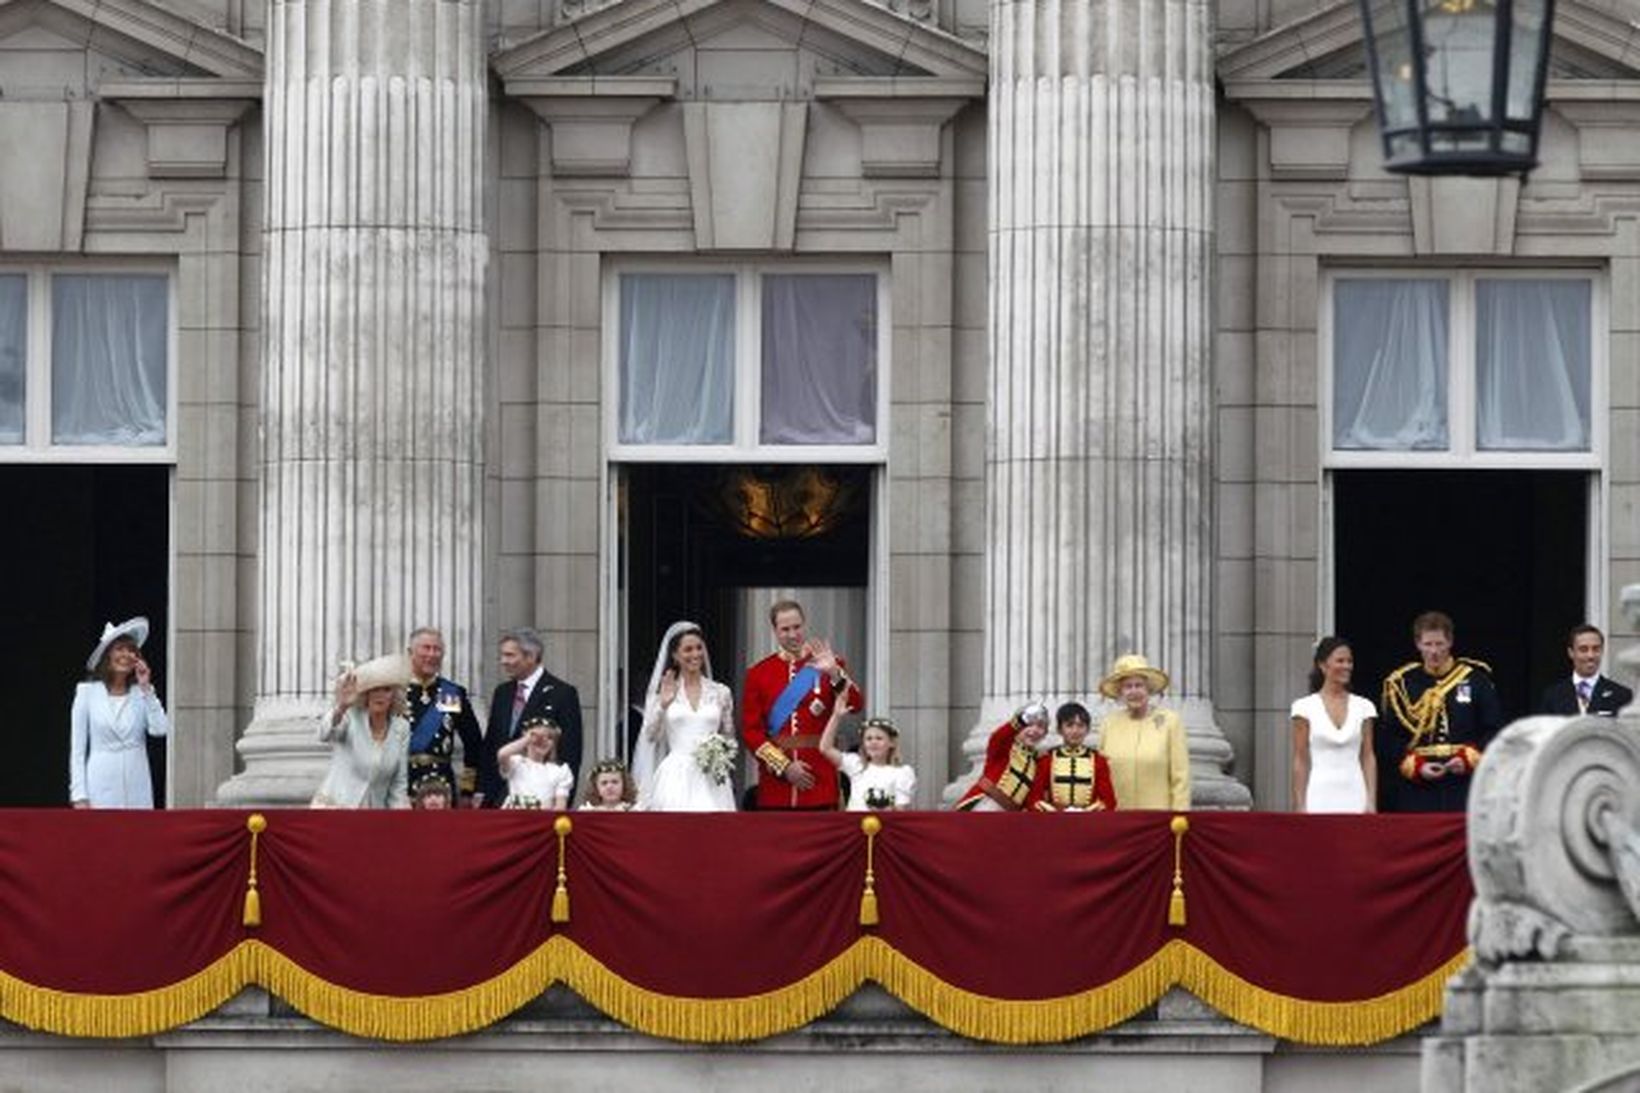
{"left": 1383, "top": 662, "right": 1472, "bottom": 750}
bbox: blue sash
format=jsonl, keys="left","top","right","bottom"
{"left": 409, "top": 682, "right": 455, "bottom": 754}
{"left": 766, "top": 666, "right": 821, "bottom": 737}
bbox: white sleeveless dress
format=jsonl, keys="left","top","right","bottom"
{"left": 1290, "top": 692, "right": 1377, "bottom": 813}
{"left": 638, "top": 681, "right": 737, "bottom": 812}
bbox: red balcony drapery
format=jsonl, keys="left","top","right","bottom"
{"left": 0, "top": 810, "right": 1470, "bottom": 1044}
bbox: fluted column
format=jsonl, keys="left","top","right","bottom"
{"left": 218, "top": 0, "right": 487, "bottom": 804}
{"left": 954, "top": 0, "right": 1246, "bottom": 805}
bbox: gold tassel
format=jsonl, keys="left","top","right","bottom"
{"left": 1168, "top": 815, "right": 1189, "bottom": 927}
{"left": 551, "top": 816, "right": 572, "bottom": 924}
{"left": 859, "top": 815, "right": 881, "bottom": 927}
{"left": 243, "top": 813, "right": 267, "bottom": 928}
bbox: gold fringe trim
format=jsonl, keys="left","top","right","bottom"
{"left": 252, "top": 940, "right": 559, "bottom": 1042}
{"left": 1175, "top": 943, "right": 1472, "bottom": 1046}
{"left": 865, "top": 935, "right": 1175, "bottom": 1043}
{"left": 0, "top": 936, "right": 1471, "bottom": 1047}
{"left": 0, "top": 944, "right": 257, "bottom": 1038}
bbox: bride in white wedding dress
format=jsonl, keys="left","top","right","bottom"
{"left": 631, "top": 622, "right": 738, "bottom": 812}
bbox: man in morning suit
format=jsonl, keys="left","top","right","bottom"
{"left": 1538, "top": 624, "right": 1634, "bottom": 718}
{"left": 741, "top": 599, "right": 864, "bottom": 810}
{"left": 405, "top": 626, "right": 485, "bottom": 806}
{"left": 1376, "top": 610, "right": 1502, "bottom": 813}
{"left": 482, "top": 627, "right": 583, "bottom": 807}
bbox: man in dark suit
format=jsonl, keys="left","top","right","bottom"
{"left": 481, "top": 627, "right": 583, "bottom": 806}
{"left": 1538, "top": 624, "right": 1634, "bottom": 718}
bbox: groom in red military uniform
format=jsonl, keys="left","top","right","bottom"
{"left": 742, "top": 599, "right": 865, "bottom": 809}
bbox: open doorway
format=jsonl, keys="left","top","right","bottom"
{"left": 614, "top": 463, "right": 873, "bottom": 760}
{"left": 1333, "top": 469, "right": 1588, "bottom": 723}
{"left": 0, "top": 465, "right": 169, "bottom": 806}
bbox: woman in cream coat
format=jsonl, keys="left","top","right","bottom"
{"left": 70, "top": 617, "right": 169, "bottom": 808}
{"left": 1096, "top": 653, "right": 1190, "bottom": 811}
{"left": 313, "top": 653, "right": 412, "bottom": 809}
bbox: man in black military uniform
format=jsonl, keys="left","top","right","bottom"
{"left": 1376, "top": 610, "right": 1502, "bottom": 813}
{"left": 405, "top": 627, "right": 485, "bottom": 806}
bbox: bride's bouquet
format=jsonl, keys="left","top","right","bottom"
{"left": 693, "top": 733, "right": 739, "bottom": 786}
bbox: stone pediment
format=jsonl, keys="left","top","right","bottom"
{"left": 1218, "top": 0, "right": 1640, "bottom": 84}
{"left": 0, "top": 0, "right": 261, "bottom": 89}
{"left": 491, "top": 0, "right": 988, "bottom": 89}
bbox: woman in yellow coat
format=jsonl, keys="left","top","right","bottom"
{"left": 1096, "top": 654, "right": 1190, "bottom": 810}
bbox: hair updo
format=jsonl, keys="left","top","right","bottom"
{"left": 1308, "top": 636, "right": 1351, "bottom": 693}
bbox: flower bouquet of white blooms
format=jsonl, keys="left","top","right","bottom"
{"left": 693, "top": 733, "right": 739, "bottom": 786}
{"left": 501, "top": 794, "right": 544, "bottom": 810}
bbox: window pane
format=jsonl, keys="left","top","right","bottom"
{"left": 52, "top": 274, "right": 168, "bottom": 446}
{"left": 0, "top": 275, "right": 24, "bottom": 444}
{"left": 618, "top": 273, "right": 734, "bottom": 445}
{"left": 760, "top": 274, "right": 877, "bottom": 445}
{"left": 1332, "top": 279, "right": 1449, "bottom": 451}
{"left": 1476, "top": 279, "right": 1590, "bottom": 451}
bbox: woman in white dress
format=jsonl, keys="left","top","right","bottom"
{"left": 70, "top": 617, "right": 169, "bottom": 809}
{"left": 632, "top": 622, "right": 737, "bottom": 812}
{"left": 1291, "top": 636, "right": 1378, "bottom": 813}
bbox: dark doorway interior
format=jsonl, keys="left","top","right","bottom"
{"left": 618, "top": 463, "right": 871, "bottom": 754}
{"left": 0, "top": 465, "right": 169, "bottom": 807}
{"left": 1333, "top": 469, "right": 1588, "bottom": 725}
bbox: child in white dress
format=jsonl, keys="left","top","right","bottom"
{"left": 818, "top": 709, "right": 917, "bottom": 811}
{"left": 497, "top": 718, "right": 573, "bottom": 810}
{"left": 578, "top": 758, "right": 637, "bottom": 811}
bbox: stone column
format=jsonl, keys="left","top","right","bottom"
{"left": 955, "top": 0, "right": 1247, "bottom": 806}
{"left": 217, "top": 0, "right": 487, "bottom": 805}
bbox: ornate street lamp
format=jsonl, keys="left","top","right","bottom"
{"left": 1359, "top": 0, "right": 1556, "bottom": 175}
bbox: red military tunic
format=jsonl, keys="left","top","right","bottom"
{"left": 954, "top": 718, "right": 1046, "bottom": 811}
{"left": 742, "top": 651, "right": 865, "bottom": 809}
{"left": 1032, "top": 745, "right": 1117, "bottom": 812}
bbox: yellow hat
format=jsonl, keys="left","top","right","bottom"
{"left": 1098, "top": 653, "right": 1170, "bottom": 700}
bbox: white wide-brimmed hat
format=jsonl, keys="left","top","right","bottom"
{"left": 344, "top": 652, "right": 412, "bottom": 695}
{"left": 1098, "top": 653, "right": 1170, "bottom": 700}
{"left": 86, "top": 616, "right": 150, "bottom": 672}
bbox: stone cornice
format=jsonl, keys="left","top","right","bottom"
{"left": 102, "top": 80, "right": 258, "bottom": 180}
{"left": 1217, "top": 0, "right": 1640, "bottom": 81}
{"left": 507, "top": 78, "right": 675, "bottom": 178}
{"left": 49, "top": 0, "right": 263, "bottom": 79}
{"left": 490, "top": 0, "right": 987, "bottom": 81}
{"left": 814, "top": 77, "right": 981, "bottom": 178}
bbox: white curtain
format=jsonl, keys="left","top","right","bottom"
{"left": 0, "top": 275, "right": 23, "bottom": 444}
{"left": 760, "top": 274, "right": 877, "bottom": 445}
{"left": 1333, "top": 279, "right": 1449, "bottom": 450}
{"left": 618, "top": 273, "right": 735, "bottom": 444}
{"left": 1476, "top": 279, "right": 1590, "bottom": 451}
{"left": 51, "top": 274, "right": 168, "bottom": 446}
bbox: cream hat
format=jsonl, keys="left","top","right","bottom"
{"left": 86, "top": 616, "right": 150, "bottom": 672}
{"left": 344, "top": 652, "right": 412, "bottom": 695}
{"left": 1098, "top": 653, "right": 1170, "bottom": 700}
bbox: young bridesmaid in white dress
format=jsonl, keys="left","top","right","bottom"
{"left": 1290, "top": 636, "right": 1379, "bottom": 813}
{"left": 632, "top": 622, "right": 738, "bottom": 812}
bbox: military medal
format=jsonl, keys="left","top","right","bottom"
{"left": 809, "top": 697, "right": 827, "bottom": 717}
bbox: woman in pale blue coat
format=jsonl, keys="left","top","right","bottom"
{"left": 70, "top": 617, "right": 169, "bottom": 809}
{"left": 312, "top": 652, "right": 412, "bottom": 809}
